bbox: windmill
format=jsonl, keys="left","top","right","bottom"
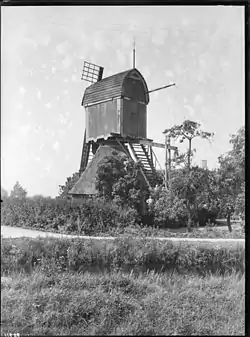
{"left": 69, "top": 50, "right": 177, "bottom": 199}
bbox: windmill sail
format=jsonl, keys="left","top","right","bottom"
{"left": 81, "top": 61, "right": 104, "bottom": 83}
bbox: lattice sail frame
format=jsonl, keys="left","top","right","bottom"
{"left": 81, "top": 61, "right": 104, "bottom": 83}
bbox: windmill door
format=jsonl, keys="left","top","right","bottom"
{"left": 129, "top": 101, "right": 138, "bottom": 137}
{"left": 122, "top": 99, "right": 138, "bottom": 138}
{"left": 137, "top": 103, "right": 146, "bottom": 139}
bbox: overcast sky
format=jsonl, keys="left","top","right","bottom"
{"left": 1, "top": 5, "right": 244, "bottom": 197}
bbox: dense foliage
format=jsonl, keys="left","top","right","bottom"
{"left": 235, "top": 183, "right": 245, "bottom": 217}
{"left": 217, "top": 126, "right": 245, "bottom": 216}
{"left": 147, "top": 167, "right": 221, "bottom": 229}
{"left": 1, "top": 196, "right": 244, "bottom": 238}
{"left": 1, "top": 197, "right": 138, "bottom": 235}
{"left": 96, "top": 155, "right": 149, "bottom": 217}
{"left": 149, "top": 124, "right": 245, "bottom": 229}
{"left": 1, "top": 236, "right": 245, "bottom": 276}
{"left": 148, "top": 187, "right": 188, "bottom": 229}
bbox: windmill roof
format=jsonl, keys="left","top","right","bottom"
{"left": 82, "top": 68, "right": 149, "bottom": 106}
{"left": 69, "top": 145, "right": 128, "bottom": 195}
{"left": 69, "top": 144, "right": 148, "bottom": 196}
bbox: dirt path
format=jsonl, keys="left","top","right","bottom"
{"left": 1, "top": 225, "right": 245, "bottom": 244}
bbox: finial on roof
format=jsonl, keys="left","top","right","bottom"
{"left": 133, "top": 36, "right": 136, "bottom": 69}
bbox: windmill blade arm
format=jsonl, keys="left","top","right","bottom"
{"left": 147, "top": 83, "right": 175, "bottom": 94}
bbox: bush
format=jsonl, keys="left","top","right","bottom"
{"left": 96, "top": 156, "right": 149, "bottom": 218}
{"left": 147, "top": 185, "right": 221, "bottom": 228}
{"left": 149, "top": 188, "right": 188, "bottom": 229}
{"left": 1, "top": 197, "right": 139, "bottom": 236}
{"left": 195, "top": 204, "right": 220, "bottom": 226}
{"left": 115, "top": 207, "right": 139, "bottom": 228}
{"left": 1, "top": 196, "right": 244, "bottom": 238}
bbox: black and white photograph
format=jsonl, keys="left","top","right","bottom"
{"left": 1, "top": 5, "right": 245, "bottom": 336}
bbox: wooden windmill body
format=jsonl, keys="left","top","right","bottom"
{"left": 69, "top": 61, "right": 175, "bottom": 199}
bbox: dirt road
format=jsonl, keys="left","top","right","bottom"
{"left": 1, "top": 225, "right": 245, "bottom": 244}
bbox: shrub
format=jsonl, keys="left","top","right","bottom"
{"left": 1, "top": 195, "right": 244, "bottom": 238}
{"left": 1, "top": 197, "right": 139, "bottom": 236}
{"left": 149, "top": 188, "right": 188, "bottom": 229}
{"left": 96, "top": 156, "right": 149, "bottom": 217}
{"left": 115, "top": 206, "right": 139, "bottom": 228}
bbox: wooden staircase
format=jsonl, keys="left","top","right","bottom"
{"left": 128, "top": 143, "right": 158, "bottom": 188}
{"left": 79, "top": 132, "right": 158, "bottom": 188}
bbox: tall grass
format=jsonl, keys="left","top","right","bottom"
{"left": 1, "top": 236, "right": 245, "bottom": 336}
{"left": 1, "top": 236, "right": 245, "bottom": 276}
{"left": 1, "top": 270, "right": 245, "bottom": 336}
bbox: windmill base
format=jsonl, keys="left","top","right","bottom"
{"left": 69, "top": 143, "right": 151, "bottom": 214}
{"left": 70, "top": 144, "right": 129, "bottom": 196}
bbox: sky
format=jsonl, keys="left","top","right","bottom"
{"left": 1, "top": 5, "right": 245, "bottom": 197}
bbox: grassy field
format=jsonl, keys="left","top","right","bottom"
{"left": 1, "top": 237, "right": 245, "bottom": 336}
{"left": 1, "top": 270, "right": 245, "bottom": 336}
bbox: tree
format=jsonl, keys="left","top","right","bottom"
{"left": 163, "top": 120, "right": 214, "bottom": 170}
{"left": 215, "top": 126, "right": 245, "bottom": 231}
{"left": 217, "top": 126, "right": 245, "bottom": 205}
{"left": 149, "top": 186, "right": 188, "bottom": 229}
{"left": 1, "top": 187, "right": 8, "bottom": 200}
{"left": 170, "top": 166, "right": 220, "bottom": 230}
{"left": 58, "top": 172, "right": 80, "bottom": 199}
{"left": 95, "top": 156, "right": 126, "bottom": 200}
{"left": 96, "top": 156, "right": 149, "bottom": 216}
{"left": 155, "top": 169, "right": 165, "bottom": 186}
{"left": 235, "top": 182, "right": 245, "bottom": 219}
{"left": 229, "top": 126, "right": 245, "bottom": 171}
{"left": 10, "top": 181, "right": 27, "bottom": 199}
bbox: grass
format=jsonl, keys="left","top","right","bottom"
{"left": 1, "top": 237, "right": 245, "bottom": 276}
{"left": 1, "top": 237, "right": 245, "bottom": 335}
{"left": 1, "top": 221, "right": 245, "bottom": 239}
{"left": 1, "top": 270, "right": 245, "bottom": 336}
{"left": 111, "top": 222, "right": 245, "bottom": 239}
